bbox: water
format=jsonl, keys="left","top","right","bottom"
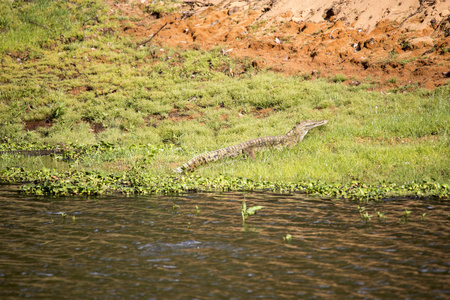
{"left": 0, "top": 185, "right": 448, "bottom": 299}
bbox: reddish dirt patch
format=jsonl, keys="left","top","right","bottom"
{"left": 69, "top": 85, "right": 93, "bottom": 96}
{"left": 90, "top": 123, "right": 106, "bottom": 133}
{"left": 219, "top": 113, "right": 229, "bottom": 121}
{"left": 146, "top": 108, "right": 203, "bottom": 126}
{"left": 167, "top": 108, "right": 196, "bottom": 121}
{"left": 25, "top": 119, "right": 53, "bottom": 131}
{"left": 252, "top": 107, "right": 274, "bottom": 118}
{"left": 108, "top": 0, "right": 450, "bottom": 90}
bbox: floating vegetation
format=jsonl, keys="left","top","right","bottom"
{"left": 283, "top": 234, "right": 292, "bottom": 242}
{"left": 399, "top": 209, "right": 412, "bottom": 223}
{"left": 376, "top": 211, "right": 387, "bottom": 222}
{"left": 0, "top": 166, "right": 448, "bottom": 201}
{"left": 358, "top": 206, "right": 373, "bottom": 223}
{"left": 241, "top": 201, "right": 265, "bottom": 224}
{"left": 421, "top": 213, "right": 427, "bottom": 221}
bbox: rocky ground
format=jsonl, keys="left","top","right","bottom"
{"left": 109, "top": 0, "right": 449, "bottom": 89}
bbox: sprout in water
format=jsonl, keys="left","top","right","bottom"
{"left": 241, "top": 201, "right": 264, "bottom": 225}
{"left": 421, "top": 213, "right": 427, "bottom": 221}
{"left": 376, "top": 211, "right": 387, "bottom": 222}
{"left": 400, "top": 209, "right": 411, "bottom": 223}
{"left": 283, "top": 234, "right": 292, "bottom": 242}
{"left": 357, "top": 206, "right": 372, "bottom": 223}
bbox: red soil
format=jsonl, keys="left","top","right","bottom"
{"left": 108, "top": 0, "right": 449, "bottom": 89}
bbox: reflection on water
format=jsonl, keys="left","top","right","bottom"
{"left": 0, "top": 185, "right": 448, "bottom": 299}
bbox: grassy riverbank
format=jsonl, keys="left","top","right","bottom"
{"left": 1, "top": 0, "right": 449, "bottom": 199}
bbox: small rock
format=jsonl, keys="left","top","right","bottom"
{"left": 408, "top": 36, "right": 434, "bottom": 48}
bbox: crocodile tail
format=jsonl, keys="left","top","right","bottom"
{"left": 174, "top": 149, "right": 221, "bottom": 173}
{"left": 174, "top": 144, "right": 243, "bottom": 173}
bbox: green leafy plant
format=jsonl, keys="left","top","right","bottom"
{"left": 399, "top": 209, "right": 411, "bottom": 223}
{"left": 376, "top": 211, "right": 387, "bottom": 222}
{"left": 241, "top": 201, "right": 264, "bottom": 224}
{"left": 421, "top": 213, "right": 427, "bottom": 221}
{"left": 331, "top": 74, "right": 348, "bottom": 83}
{"left": 386, "top": 77, "right": 398, "bottom": 84}
{"left": 358, "top": 206, "right": 372, "bottom": 223}
{"left": 283, "top": 234, "right": 292, "bottom": 242}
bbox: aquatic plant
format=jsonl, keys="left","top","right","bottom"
{"left": 399, "top": 210, "right": 412, "bottom": 223}
{"left": 358, "top": 206, "right": 372, "bottom": 223}
{"left": 241, "top": 201, "right": 264, "bottom": 224}
{"left": 376, "top": 211, "right": 387, "bottom": 222}
{"left": 421, "top": 213, "right": 427, "bottom": 221}
{"left": 0, "top": 166, "right": 448, "bottom": 200}
{"left": 283, "top": 234, "right": 292, "bottom": 242}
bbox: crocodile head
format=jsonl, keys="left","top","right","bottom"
{"left": 286, "top": 119, "right": 328, "bottom": 142}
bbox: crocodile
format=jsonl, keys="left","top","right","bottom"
{"left": 174, "top": 119, "right": 327, "bottom": 173}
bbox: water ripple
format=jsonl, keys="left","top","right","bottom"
{"left": 0, "top": 188, "right": 448, "bottom": 299}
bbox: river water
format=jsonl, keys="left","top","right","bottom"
{"left": 0, "top": 185, "right": 448, "bottom": 299}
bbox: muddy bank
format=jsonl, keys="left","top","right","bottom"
{"left": 110, "top": 0, "right": 449, "bottom": 89}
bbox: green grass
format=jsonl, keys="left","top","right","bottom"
{"left": 331, "top": 74, "right": 348, "bottom": 83}
{"left": 0, "top": 1, "right": 449, "bottom": 197}
{"left": 0, "top": 0, "right": 106, "bottom": 54}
